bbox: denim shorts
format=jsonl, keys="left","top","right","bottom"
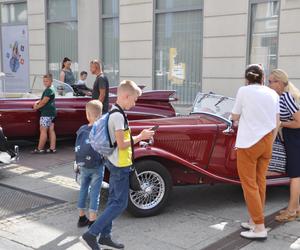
{"left": 40, "top": 116, "right": 55, "bottom": 128}
{"left": 77, "top": 166, "right": 104, "bottom": 212}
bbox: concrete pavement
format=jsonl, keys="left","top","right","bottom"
{"left": 0, "top": 143, "right": 298, "bottom": 250}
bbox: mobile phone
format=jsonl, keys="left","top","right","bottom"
{"left": 150, "top": 125, "right": 159, "bottom": 131}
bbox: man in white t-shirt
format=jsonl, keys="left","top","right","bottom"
{"left": 231, "top": 64, "right": 280, "bottom": 240}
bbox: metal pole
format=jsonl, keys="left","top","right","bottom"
{"left": 0, "top": 72, "right": 5, "bottom": 96}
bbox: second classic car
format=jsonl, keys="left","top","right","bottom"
{"left": 126, "top": 93, "right": 289, "bottom": 217}
{"left": 0, "top": 81, "right": 177, "bottom": 139}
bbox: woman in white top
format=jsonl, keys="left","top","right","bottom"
{"left": 268, "top": 69, "right": 300, "bottom": 222}
{"left": 231, "top": 64, "right": 280, "bottom": 240}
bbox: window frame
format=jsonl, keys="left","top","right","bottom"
{"left": 153, "top": 0, "right": 204, "bottom": 103}
{"left": 45, "top": 0, "right": 78, "bottom": 78}
{"left": 246, "top": 0, "right": 280, "bottom": 72}
{"left": 0, "top": 0, "right": 28, "bottom": 26}
{"left": 99, "top": 0, "right": 120, "bottom": 86}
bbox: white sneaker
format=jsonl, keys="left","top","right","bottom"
{"left": 241, "top": 222, "right": 255, "bottom": 230}
{"left": 240, "top": 229, "right": 267, "bottom": 240}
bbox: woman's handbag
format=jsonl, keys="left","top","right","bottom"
{"left": 129, "top": 134, "right": 142, "bottom": 191}
{"left": 268, "top": 135, "right": 287, "bottom": 173}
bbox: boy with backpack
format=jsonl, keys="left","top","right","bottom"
{"left": 75, "top": 100, "right": 104, "bottom": 227}
{"left": 80, "top": 80, "right": 155, "bottom": 250}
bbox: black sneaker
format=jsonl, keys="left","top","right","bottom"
{"left": 88, "top": 220, "right": 95, "bottom": 228}
{"left": 80, "top": 232, "right": 100, "bottom": 250}
{"left": 98, "top": 236, "right": 124, "bottom": 249}
{"left": 77, "top": 215, "right": 89, "bottom": 228}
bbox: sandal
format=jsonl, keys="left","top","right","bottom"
{"left": 46, "top": 149, "right": 57, "bottom": 153}
{"left": 279, "top": 209, "right": 300, "bottom": 218}
{"left": 275, "top": 210, "right": 297, "bottom": 222}
{"left": 31, "top": 149, "right": 45, "bottom": 154}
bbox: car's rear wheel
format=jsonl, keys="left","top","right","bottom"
{"left": 127, "top": 160, "right": 172, "bottom": 217}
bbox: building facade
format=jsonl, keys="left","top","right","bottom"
{"left": 0, "top": 0, "right": 299, "bottom": 104}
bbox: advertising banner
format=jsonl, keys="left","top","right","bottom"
{"left": 1, "top": 25, "right": 29, "bottom": 92}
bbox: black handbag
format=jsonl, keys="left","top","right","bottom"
{"left": 129, "top": 135, "right": 142, "bottom": 191}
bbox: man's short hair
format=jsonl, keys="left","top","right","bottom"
{"left": 118, "top": 80, "right": 142, "bottom": 96}
{"left": 86, "top": 100, "right": 103, "bottom": 118}
{"left": 80, "top": 71, "right": 88, "bottom": 76}
{"left": 43, "top": 73, "right": 53, "bottom": 81}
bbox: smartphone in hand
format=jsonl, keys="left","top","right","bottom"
{"left": 150, "top": 125, "right": 159, "bottom": 131}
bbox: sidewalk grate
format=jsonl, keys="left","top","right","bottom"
{"left": 0, "top": 183, "right": 65, "bottom": 220}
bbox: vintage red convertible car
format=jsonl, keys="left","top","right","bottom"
{"left": 0, "top": 82, "right": 176, "bottom": 139}
{"left": 127, "top": 93, "right": 289, "bottom": 217}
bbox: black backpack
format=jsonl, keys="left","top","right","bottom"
{"left": 75, "top": 125, "right": 103, "bottom": 169}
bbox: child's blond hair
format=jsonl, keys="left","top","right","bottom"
{"left": 117, "top": 80, "right": 142, "bottom": 96}
{"left": 86, "top": 100, "right": 103, "bottom": 119}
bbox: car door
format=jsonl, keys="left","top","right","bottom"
{"left": 0, "top": 98, "right": 40, "bottom": 138}
{"left": 54, "top": 96, "right": 89, "bottom": 137}
{"left": 208, "top": 122, "right": 239, "bottom": 178}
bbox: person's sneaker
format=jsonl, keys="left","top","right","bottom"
{"left": 240, "top": 229, "right": 267, "bottom": 240}
{"left": 98, "top": 236, "right": 124, "bottom": 249}
{"left": 240, "top": 222, "right": 255, "bottom": 230}
{"left": 88, "top": 220, "right": 95, "bottom": 228}
{"left": 31, "top": 149, "right": 45, "bottom": 154}
{"left": 46, "top": 148, "right": 57, "bottom": 153}
{"left": 77, "top": 215, "right": 89, "bottom": 228}
{"left": 80, "top": 232, "right": 100, "bottom": 250}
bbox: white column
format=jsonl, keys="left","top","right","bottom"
{"left": 202, "top": 0, "right": 248, "bottom": 97}
{"left": 278, "top": 0, "right": 300, "bottom": 89}
{"left": 77, "top": 0, "right": 100, "bottom": 87}
{"left": 27, "top": 0, "right": 47, "bottom": 91}
{"left": 119, "top": 0, "right": 153, "bottom": 89}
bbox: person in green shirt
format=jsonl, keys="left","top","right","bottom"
{"left": 32, "top": 73, "right": 57, "bottom": 153}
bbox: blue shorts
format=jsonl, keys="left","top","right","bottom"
{"left": 40, "top": 116, "right": 55, "bottom": 128}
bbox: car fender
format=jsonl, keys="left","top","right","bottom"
{"left": 134, "top": 146, "right": 243, "bottom": 185}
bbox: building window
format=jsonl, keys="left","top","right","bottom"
{"left": 248, "top": 0, "right": 279, "bottom": 77}
{"left": 47, "top": 0, "right": 78, "bottom": 81}
{"left": 154, "top": 0, "right": 203, "bottom": 105}
{"left": 101, "top": 0, "right": 119, "bottom": 86}
{"left": 0, "top": 2, "right": 27, "bottom": 24}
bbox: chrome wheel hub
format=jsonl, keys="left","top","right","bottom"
{"left": 130, "top": 171, "right": 165, "bottom": 210}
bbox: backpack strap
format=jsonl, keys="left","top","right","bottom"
{"left": 113, "top": 103, "right": 129, "bottom": 129}
{"left": 113, "top": 104, "right": 135, "bottom": 165}
{"left": 107, "top": 104, "right": 129, "bottom": 148}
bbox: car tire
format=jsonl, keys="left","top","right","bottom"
{"left": 127, "top": 160, "right": 172, "bottom": 217}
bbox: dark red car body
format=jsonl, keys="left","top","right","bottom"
{"left": 0, "top": 90, "right": 176, "bottom": 139}
{"left": 131, "top": 114, "right": 288, "bottom": 186}
{"left": 124, "top": 94, "right": 289, "bottom": 217}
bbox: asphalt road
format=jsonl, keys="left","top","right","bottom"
{"left": 0, "top": 141, "right": 298, "bottom": 250}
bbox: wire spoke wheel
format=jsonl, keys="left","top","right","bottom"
{"left": 130, "top": 171, "right": 165, "bottom": 210}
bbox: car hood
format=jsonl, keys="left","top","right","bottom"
{"left": 129, "top": 113, "right": 225, "bottom": 127}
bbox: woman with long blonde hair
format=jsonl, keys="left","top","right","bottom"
{"left": 269, "top": 69, "right": 300, "bottom": 222}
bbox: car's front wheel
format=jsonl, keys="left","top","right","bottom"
{"left": 127, "top": 160, "right": 172, "bottom": 217}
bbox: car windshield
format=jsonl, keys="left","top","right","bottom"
{"left": 52, "top": 79, "right": 75, "bottom": 97}
{"left": 192, "top": 92, "right": 235, "bottom": 120}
